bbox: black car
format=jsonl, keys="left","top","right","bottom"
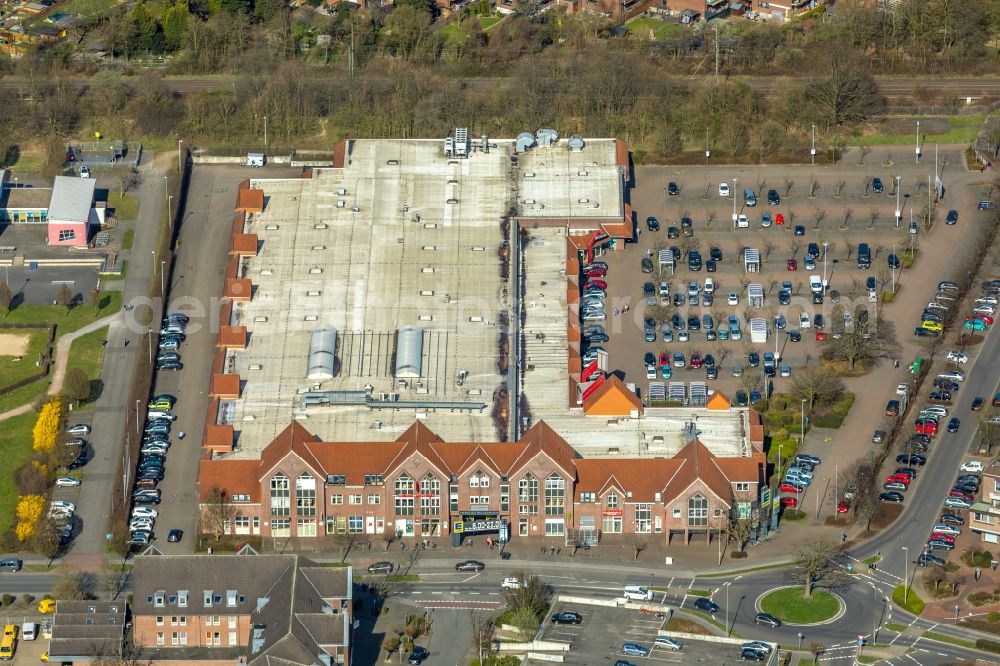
{"left": 688, "top": 316, "right": 700, "bottom": 331}
{"left": 929, "top": 390, "right": 951, "bottom": 402}
{"left": 814, "top": 314, "right": 824, "bottom": 329}
{"left": 673, "top": 293, "right": 684, "bottom": 307}
{"left": 641, "top": 258, "right": 654, "bottom": 273}
{"left": 879, "top": 491, "right": 904, "bottom": 503}
{"left": 888, "top": 254, "right": 900, "bottom": 269}
{"left": 646, "top": 216, "right": 660, "bottom": 232}
{"left": 946, "top": 210, "right": 958, "bottom": 225}
{"left": 794, "top": 225, "right": 805, "bottom": 236}
{"left": 167, "top": 529, "right": 183, "bottom": 542}
{"left": 407, "top": 646, "right": 429, "bottom": 665}
{"left": 954, "top": 483, "right": 978, "bottom": 494}
{"left": 671, "top": 314, "right": 684, "bottom": 331}
{"left": 742, "top": 649, "right": 766, "bottom": 662}
{"left": 706, "top": 259, "right": 717, "bottom": 273}
{"left": 948, "top": 417, "right": 960, "bottom": 433}
{"left": 668, "top": 182, "right": 679, "bottom": 196}
{"left": 644, "top": 352, "right": 656, "bottom": 366}
{"left": 368, "top": 561, "right": 394, "bottom": 574}
{"left": 747, "top": 352, "right": 760, "bottom": 367}
{"left": 158, "top": 361, "right": 183, "bottom": 371}
{"left": 694, "top": 597, "right": 719, "bottom": 613}
{"left": 812, "top": 292, "right": 824, "bottom": 305}
{"left": 789, "top": 330, "right": 801, "bottom": 342}
{"left": 940, "top": 513, "right": 965, "bottom": 526}
{"left": 917, "top": 553, "right": 947, "bottom": 567}
{"left": 643, "top": 282, "right": 655, "bottom": 298}
{"left": 670, "top": 246, "right": 681, "bottom": 260}
{"left": 585, "top": 332, "right": 609, "bottom": 344}
{"left": 973, "top": 397, "right": 985, "bottom": 411}
{"left": 681, "top": 217, "right": 693, "bottom": 235}
{"left": 735, "top": 390, "right": 748, "bottom": 406}
{"left": 455, "top": 560, "right": 485, "bottom": 572}
{"left": 872, "top": 177, "right": 883, "bottom": 193}
{"left": 896, "top": 454, "right": 926, "bottom": 466}
{"left": 767, "top": 189, "right": 780, "bottom": 205}
{"left": 551, "top": 611, "right": 583, "bottom": 625}
{"left": 754, "top": 612, "right": 782, "bottom": 628}
{"left": 667, "top": 226, "right": 679, "bottom": 239}
{"left": 710, "top": 247, "right": 722, "bottom": 261}
{"left": 778, "top": 290, "right": 791, "bottom": 305}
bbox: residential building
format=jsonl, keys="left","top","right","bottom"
{"left": 199, "top": 419, "right": 765, "bottom": 546}
{"left": 44, "top": 600, "right": 128, "bottom": 663}
{"left": 970, "top": 460, "right": 1000, "bottom": 544}
{"left": 132, "top": 554, "right": 352, "bottom": 665}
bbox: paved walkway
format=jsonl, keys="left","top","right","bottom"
{"left": 0, "top": 313, "right": 118, "bottom": 422}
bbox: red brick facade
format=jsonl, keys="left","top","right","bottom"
{"left": 199, "top": 420, "right": 765, "bottom": 545}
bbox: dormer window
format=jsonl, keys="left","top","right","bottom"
{"left": 178, "top": 591, "right": 188, "bottom": 607}
{"left": 469, "top": 471, "right": 490, "bottom": 488}
{"left": 606, "top": 491, "right": 618, "bottom": 508}
{"left": 204, "top": 590, "right": 213, "bottom": 607}
{"left": 154, "top": 591, "right": 165, "bottom": 608}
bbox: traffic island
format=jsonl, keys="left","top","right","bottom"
{"left": 758, "top": 586, "right": 843, "bottom": 625}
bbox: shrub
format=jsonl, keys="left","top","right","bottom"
{"left": 32, "top": 398, "right": 64, "bottom": 453}
{"left": 967, "top": 591, "right": 995, "bottom": 606}
{"left": 989, "top": 611, "right": 1000, "bottom": 623}
{"left": 731, "top": 551, "right": 748, "bottom": 559}
{"left": 382, "top": 635, "right": 400, "bottom": 655}
{"left": 961, "top": 550, "right": 993, "bottom": 568}
{"left": 977, "top": 639, "right": 1000, "bottom": 654}
{"left": 21, "top": 594, "right": 33, "bottom": 605}
{"left": 14, "top": 495, "right": 45, "bottom": 541}
{"left": 1, "top": 594, "right": 12, "bottom": 607}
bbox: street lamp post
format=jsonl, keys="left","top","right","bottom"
{"left": 160, "top": 260, "right": 165, "bottom": 295}
{"left": 811, "top": 124, "right": 816, "bottom": 165}
{"left": 895, "top": 176, "right": 902, "bottom": 226}
{"left": 135, "top": 399, "right": 140, "bottom": 434}
{"left": 902, "top": 546, "right": 909, "bottom": 603}
{"left": 800, "top": 398, "right": 807, "bottom": 448}
{"left": 915, "top": 120, "right": 921, "bottom": 163}
{"left": 732, "top": 177, "right": 738, "bottom": 230}
{"left": 822, "top": 241, "right": 829, "bottom": 289}
{"left": 178, "top": 139, "right": 183, "bottom": 172}
{"left": 168, "top": 195, "right": 174, "bottom": 227}
{"left": 147, "top": 329, "right": 152, "bottom": 364}
{"left": 797, "top": 632, "right": 804, "bottom": 649}
{"left": 724, "top": 582, "right": 731, "bottom": 637}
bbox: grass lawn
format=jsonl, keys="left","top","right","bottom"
{"left": 121, "top": 229, "right": 135, "bottom": 250}
{"left": 863, "top": 554, "right": 882, "bottom": 565}
{"left": 759, "top": 587, "right": 840, "bottom": 624}
{"left": 624, "top": 17, "right": 685, "bottom": 41}
{"left": 59, "top": 0, "right": 118, "bottom": 19}
{"left": 3, "top": 291, "right": 121, "bottom": 331}
{"left": 0, "top": 329, "right": 50, "bottom": 388}
{"left": 65, "top": 327, "right": 108, "bottom": 407}
{"left": 0, "top": 382, "right": 48, "bottom": 415}
{"left": 847, "top": 115, "right": 985, "bottom": 147}
{"left": 923, "top": 630, "right": 976, "bottom": 649}
{"left": 0, "top": 412, "right": 41, "bottom": 534}
{"left": 892, "top": 584, "right": 925, "bottom": 615}
{"left": 664, "top": 617, "right": 711, "bottom": 635}
{"left": 856, "top": 657, "right": 879, "bottom": 665}
{"left": 885, "top": 622, "right": 908, "bottom": 632}
{"left": 480, "top": 15, "right": 502, "bottom": 30}
{"left": 108, "top": 193, "right": 140, "bottom": 221}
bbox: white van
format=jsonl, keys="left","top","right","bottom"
{"left": 704, "top": 277, "right": 715, "bottom": 294}
{"left": 623, "top": 585, "right": 653, "bottom": 601}
{"left": 21, "top": 622, "right": 36, "bottom": 641}
{"left": 245, "top": 153, "right": 265, "bottom": 168}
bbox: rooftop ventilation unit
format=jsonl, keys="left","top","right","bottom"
{"left": 454, "top": 127, "right": 469, "bottom": 158}
{"left": 568, "top": 135, "right": 585, "bottom": 152}
{"left": 515, "top": 132, "right": 535, "bottom": 153}
{"left": 535, "top": 128, "right": 559, "bottom": 148}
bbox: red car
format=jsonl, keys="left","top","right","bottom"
{"left": 779, "top": 483, "right": 804, "bottom": 494}
{"left": 585, "top": 268, "right": 606, "bottom": 279}
{"left": 916, "top": 421, "right": 938, "bottom": 435}
{"left": 585, "top": 279, "right": 607, "bottom": 291}
{"left": 975, "top": 314, "right": 995, "bottom": 325}
{"left": 690, "top": 352, "right": 704, "bottom": 369}
{"left": 949, "top": 490, "right": 973, "bottom": 501}
{"left": 779, "top": 496, "right": 798, "bottom": 508}
{"left": 929, "top": 533, "right": 956, "bottom": 543}
{"left": 659, "top": 353, "right": 670, "bottom": 367}
{"left": 837, "top": 500, "right": 851, "bottom": 514}
{"left": 815, "top": 331, "right": 827, "bottom": 341}
{"left": 775, "top": 213, "right": 785, "bottom": 225}
{"left": 886, "top": 473, "right": 911, "bottom": 485}
{"left": 786, "top": 259, "right": 797, "bottom": 271}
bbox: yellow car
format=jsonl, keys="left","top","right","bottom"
{"left": 37, "top": 599, "right": 55, "bottom": 614}
{"left": 1, "top": 625, "right": 13, "bottom": 639}
{"left": 40, "top": 652, "right": 48, "bottom": 662}
{"left": 921, "top": 320, "right": 943, "bottom": 332}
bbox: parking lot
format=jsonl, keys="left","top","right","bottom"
{"left": 585, "top": 155, "right": 993, "bottom": 408}
{"left": 536, "top": 601, "right": 772, "bottom": 665}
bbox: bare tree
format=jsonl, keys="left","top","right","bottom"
{"left": 57, "top": 283, "right": 72, "bottom": 315}
{"left": 202, "top": 486, "right": 235, "bottom": 542}
{"left": 883, "top": 149, "right": 892, "bottom": 166}
{"left": 100, "top": 558, "right": 130, "bottom": 600}
{"left": 381, "top": 530, "right": 398, "bottom": 552}
{"left": 857, "top": 145, "right": 871, "bottom": 165}
{"left": 630, "top": 536, "right": 648, "bottom": 561}
{"left": 756, "top": 177, "right": 767, "bottom": 195}
{"left": 705, "top": 209, "right": 716, "bottom": 227}
{"left": 844, "top": 241, "right": 855, "bottom": 259}
{"left": 116, "top": 169, "right": 143, "bottom": 199}
{"left": 791, "top": 366, "right": 845, "bottom": 410}
{"left": 841, "top": 208, "right": 853, "bottom": 230}
{"left": 813, "top": 208, "right": 826, "bottom": 229}
{"left": 809, "top": 642, "right": 825, "bottom": 664}
{"left": 789, "top": 537, "right": 848, "bottom": 598}
{"left": 728, "top": 499, "right": 754, "bottom": 552}
{"left": 822, "top": 316, "right": 899, "bottom": 371}
{"left": 787, "top": 238, "right": 801, "bottom": 258}
{"left": 784, "top": 178, "right": 793, "bottom": 197}
{"left": 54, "top": 568, "right": 93, "bottom": 600}
{"left": 763, "top": 241, "right": 776, "bottom": 262}
{"left": 835, "top": 180, "right": 846, "bottom": 197}
{"left": 470, "top": 612, "right": 496, "bottom": 660}
{"left": 808, "top": 176, "right": 819, "bottom": 198}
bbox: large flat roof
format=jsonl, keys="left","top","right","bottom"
{"left": 516, "top": 139, "right": 624, "bottom": 220}
{"left": 226, "top": 140, "right": 513, "bottom": 456}
{"left": 48, "top": 176, "right": 95, "bottom": 224}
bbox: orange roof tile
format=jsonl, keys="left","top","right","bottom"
{"left": 511, "top": 421, "right": 579, "bottom": 479}
{"left": 576, "top": 458, "right": 680, "bottom": 502}
{"left": 260, "top": 421, "right": 323, "bottom": 480}
{"left": 332, "top": 140, "right": 348, "bottom": 168}
{"left": 231, "top": 233, "right": 259, "bottom": 256}
{"left": 707, "top": 391, "right": 731, "bottom": 410}
{"left": 567, "top": 283, "right": 579, "bottom": 305}
{"left": 600, "top": 220, "right": 632, "bottom": 238}
{"left": 567, "top": 324, "right": 580, "bottom": 344}
{"left": 204, "top": 424, "right": 235, "bottom": 452}
{"left": 583, "top": 375, "right": 642, "bottom": 417}
{"left": 236, "top": 188, "right": 264, "bottom": 213}
{"left": 216, "top": 326, "right": 247, "bottom": 350}
{"left": 567, "top": 235, "right": 590, "bottom": 251}
{"left": 615, "top": 139, "right": 630, "bottom": 181}
{"left": 225, "top": 278, "right": 252, "bottom": 301}
{"left": 209, "top": 374, "right": 241, "bottom": 398}
{"left": 198, "top": 458, "right": 260, "bottom": 502}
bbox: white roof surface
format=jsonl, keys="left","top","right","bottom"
{"left": 48, "top": 176, "right": 95, "bottom": 224}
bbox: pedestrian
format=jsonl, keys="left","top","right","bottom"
{"left": 873, "top": 562, "right": 877, "bottom": 572}
{"left": 178, "top": 431, "right": 185, "bottom": 440}
{"left": 123, "top": 340, "right": 129, "bottom": 348}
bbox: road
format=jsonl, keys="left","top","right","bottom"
{"left": 1, "top": 75, "right": 1000, "bottom": 100}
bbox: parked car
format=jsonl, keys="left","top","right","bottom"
{"left": 551, "top": 611, "right": 583, "bottom": 625}
{"left": 455, "top": 560, "right": 485, "bottom": 572}
{"left": 622, "top": 642, "right": 650, "bottom": 657}
{"left": 879, "top": 492, "right": 905, "bottom": 503}
{"left": 693, "top": 598, "right": 719, "bottom": 614}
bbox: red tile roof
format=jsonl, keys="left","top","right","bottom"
{"left": 209, "top": 374, "right": 241, "bottom": 398}
{"left": 332, "top": 140, "right": 348, "bottom": 168}
{"left": 582, "top": 374, "right": 643, "bottom": 416}
{"left": 225, "top": 279, "right": 252, "bottom": 301}
{"left": 216, "top": 326, "right": 247, "bottom": 350}
{"left": 236, "top": 188, "right": 264, "bottom": 213}
{"left": 204, "top": 424, "right": 235, "bottom": 452}
{"left": 231, "top": 233, "right": 259, "bottom": 256}
{"left": 199, "top": 458, "right": 260, "bottom": 502}
{"left": 260, "top": 422, "right": 323, "bottom": 480}
{"left": 660, "top": 439, "right": 736, "bottom": 506}
{"left": 576, "top": 458, "right": 680, "bottom": 502}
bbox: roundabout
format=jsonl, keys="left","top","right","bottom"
{"left": 757, "top": 586, "right": 846, "bottom": 626}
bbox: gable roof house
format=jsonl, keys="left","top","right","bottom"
{"left": 131, "top": 554, "right": 352, "bottom": 665}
